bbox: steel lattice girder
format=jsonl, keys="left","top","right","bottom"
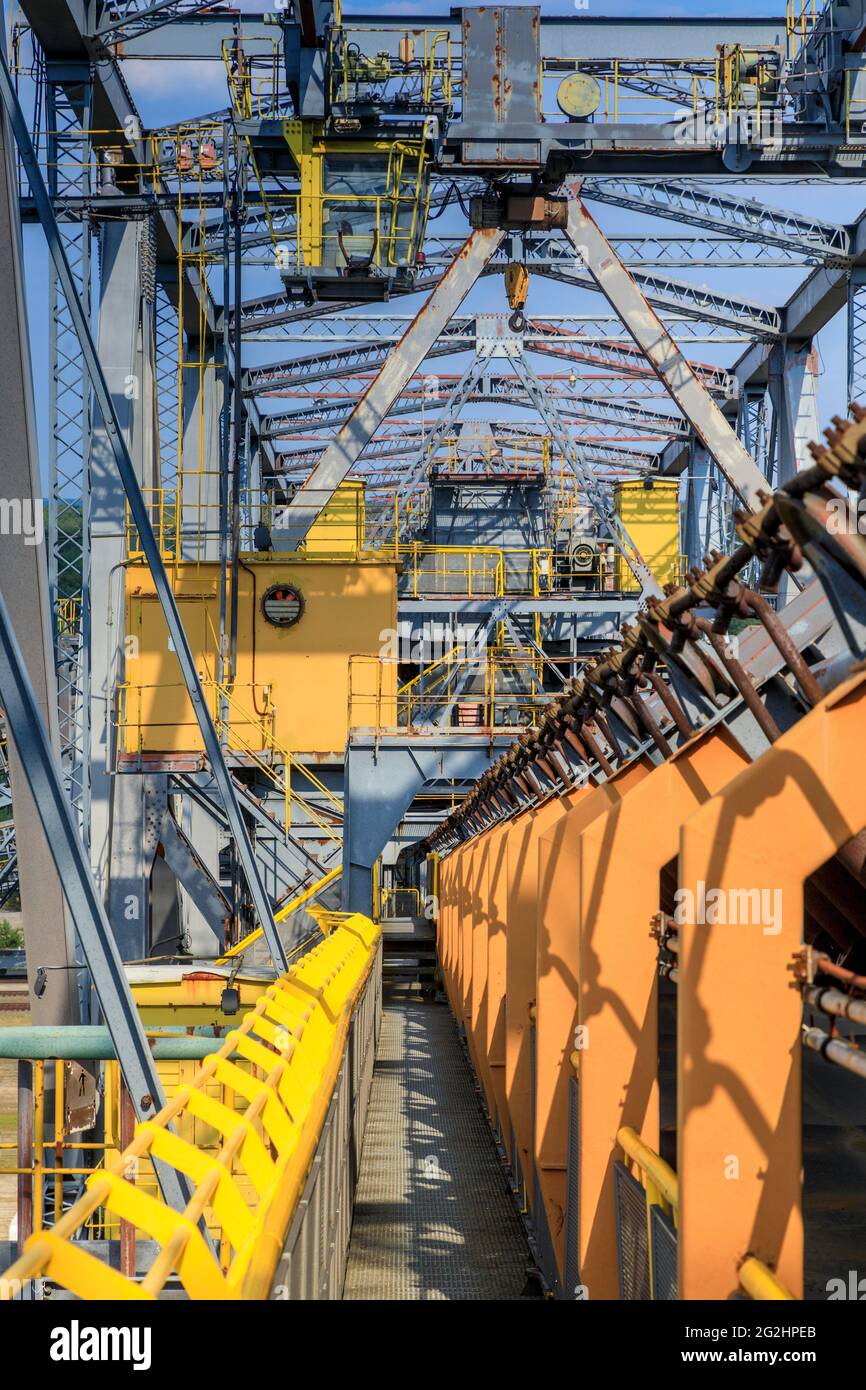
{"left": 277, "top": 228, "right": 507, "bottom": 543}
{"left": 245, "top": 325, "right": 738, "bottom": 398}
{"left": 581, "top": 177, "right": 851, "bottom": 261}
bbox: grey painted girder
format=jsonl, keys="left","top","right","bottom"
{"left": 534, "top": 262, "right": 782, "bottom": 338}
{"left": 581, "top": 177, "right": 851, "bottom": 261}
{"left": 260, "top": 373, "right": 717, "bottom": 440}
{"left": 0, "top": 44, "right": 289, "bottom": 974}
{"left": 563, "top": 192, "right": 767, "bottom": 509}
{"left": 250, "top": 328, "right": 736, "bottom": 404}
{"left": 92, "top": 0, "right": 213, "bottom": 43}
{"left": 246, "top": 313, "right": 757, "bottom": 346}
{"left": 277, "top": 228, "right": 506, "bottom": 543}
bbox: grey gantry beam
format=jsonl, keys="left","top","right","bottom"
{"left": 581, "top": 178, "right": 852, "bottom": 262}
{"left": 0, "top": 42, "right": 289, "bottom": 975}
{"left": 533, "top": 263, "right": 782, "bottom": 338}
{"left": 244, "top": 312, "right": 757, "bottom": 347}
{"left": 258, "top": 366, "right": 727, "bottom": 440}
{"left": 92, "top": 1, "right": 216, "bottom": 43}
{"left": 115, "top": 13, "right": 794, "bottom": 62}
{"left": 562, "top": 190, "right": 767, "bottom": 509}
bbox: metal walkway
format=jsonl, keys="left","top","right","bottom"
{"left": 342, "top": 1000, "right": 532, "bottom": 1300}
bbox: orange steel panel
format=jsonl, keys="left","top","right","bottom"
{"left": 536, "top": 759, "right": 653, "bottom": 1277}
{"left": 486, "top": 821, "right": 512, "bottom": 1147}
{"left": 678, "top": 668, "right": 866, "bottom": 1300}
{"left": 469, "top": 831, "right": 497, "bottom": 1115}
{"left": 575, "top": 727, "right": 751, "bottom": 1298}
{"left": 505, "top": 787, "right": 588, "bottom": 1214}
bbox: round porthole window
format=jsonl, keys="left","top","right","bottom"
{"left": 261, "top": 582, "right": 304, "bottom": 628}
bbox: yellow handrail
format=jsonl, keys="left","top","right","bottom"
{"left": 739, "top": 1255, "right": 796, "bottom": 1301}
{"left": 216, "top": 866, "right": 343, "bottom": 963}
{"left": 0, "top": 913, "right": 379, "bottom": 1301}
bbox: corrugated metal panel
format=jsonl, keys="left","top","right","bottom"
{"left": 614, "top": 1160, "right": 651, "bottom": 1301}
{"left": 650, "top": 1205, "right": 678, "bottom": 1300}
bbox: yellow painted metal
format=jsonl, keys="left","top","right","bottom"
{"left": 126, "top": 973, "right": 272, "bottom": 1027}
{"left": 739, "top": 1256, "right": 796, "bottom": 1301}
{"left": 281, "top": 121, "right": 429, "bottom": 271}
{"left": 305, "top": 480, "right": 365, "bottom": 556}
{"left": 613, "top": 478, "right": 680, "bottom": 592}
{"left": 618, "top": 1126, "right": 679, "bottom": 1212}
{"left": 122, "top": 557, "right": 397, "bottom": 756}
{"left": 0, "top": 914, "right": 380, "bottom": 1301}
{"left": 505, "top": 262, "right": 529, "bottom": 313}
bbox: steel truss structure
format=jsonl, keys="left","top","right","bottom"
{"left": 3, "top": 0, "right": 866, "bottom": 1086}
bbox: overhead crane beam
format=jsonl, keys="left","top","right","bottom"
{"left": 249, "top": 329, "right": 737, "bottom": 402}
{"left": 91, "top": 1, "right": 216, "bottom": 44}
{"left": 258, "top": 369, "right": 726, "bottom": 439}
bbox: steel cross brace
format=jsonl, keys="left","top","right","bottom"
{"left": 562, "top": 188, "right": 768, "bottom": 510}
{"left": 0, "top": 593, "right": 195, "bottom": 1212}
{"left": 279, "top": 228, "right": 506, "bottom": 545}
{"left": 511, "top": 353, "right": 659, "bottom": 598}
{"left": 0, "top": 46, "right": 289, "bottom": 974}
{"left": 365, "top": 354, "right": 491, "bottom": 546}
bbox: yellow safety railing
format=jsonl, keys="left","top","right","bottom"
{"left": 441, "top": 434, "right": 549, "bottom": 473}
{"left": 126, "top": 485, "right": 398, "bottom": 563}
{"left": 541, "top": 54, "right": 784, "bottom": 125}
{"left": 618, "top": 1128, "right": 797, "bottom": 1300}
{"left": 217, "top": 866, "right": 343, "bottom": 963}
{"left": 618, "top": 1126, "right": 678, "bottom": 1300}
{"left": 349, "top": 651, "right": 549, "bottom": 734}
{"left": 398, "top": 544, "right": 506, "bottom": 598}
{"left": 738, "top": 1255, "right": 796, "bottom": 1301}
{"left": 0, "top": 913, "right": 380, "bottom": 1301}
{"left": 328, "top": 25, "right": 455, "bottom": 109}
{"left": 786, "top": 0, "right": 822, "bottom": 56}
{"left": 115, "top": 674, "right": 342, "bottom": 844}
{"left": 222, "top": 36, "right": 283, "bottom": 120}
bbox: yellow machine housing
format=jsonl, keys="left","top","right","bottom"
{"left": 122, "top": 553, "right": 397, "bottom": 757}
{"left": 613, "top": 478, "right": 681, "bottom": 592}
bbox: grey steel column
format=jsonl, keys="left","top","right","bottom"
{"left": 0, "top": 56, "right": 79, "bottom": 1024}
{"left": 89, "top": 220, "right": 150, "bottom": 902}
{"left": 181, "top": 338, "right": 225, "bottom": 561}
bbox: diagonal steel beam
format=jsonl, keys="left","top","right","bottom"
{"left": 278, "top": 229, "right": 506, "bottom": 544}
{"left": 563, "top": 188, "right": 768, "bottom": 509}
{"left": 0, "top": 592, "right": 193, "bottom": 1213}
{"left": 0, "top": 43, "right": 289, "bottom": 973}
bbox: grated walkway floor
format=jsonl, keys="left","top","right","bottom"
{"left": 342, "top": 1000, "right": 531, "bottom": 1300}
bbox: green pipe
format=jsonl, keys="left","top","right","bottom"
{"left": 0, "top": 1027, "right": 226, "bottom": 1061}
